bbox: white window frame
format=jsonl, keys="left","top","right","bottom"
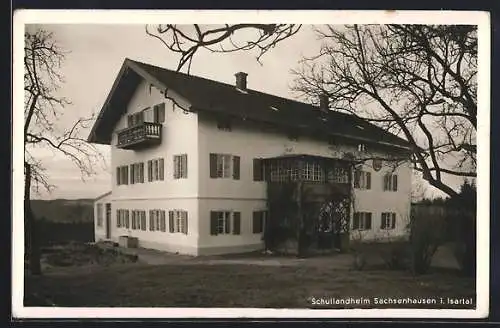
{"left": 216, "top": 211, "right": 231, "bottom": 235}
{"left": 354, "top": 212, "right": 372, "bottom": 231}
{"left": 171, "top": 210, "right": 187, "bottom": 233}
{"left": 383, "top": 173, "right": 398, "bottom": 191}
{"left": 354, "top": 170, "right": 371, "bottom": 189}
{"left": 216, "top": 154, "right": 233, "bottom": 178}
{"left": 96, "top": 204, "right": 103, "bottom": 227}
{"left": 173, "top": 154, "right": 187, "bottom": 179}
{"left": 381, "top": 212, "right": 396, "bottom": 230}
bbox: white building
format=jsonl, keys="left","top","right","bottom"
{"left": 89, "top": 58, "right": 412, "bottom": 256}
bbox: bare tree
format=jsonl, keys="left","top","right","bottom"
{"left": 146, "top": 24, "right": 302, "bottom": 73}
{"left": 292, "top": 25, "right": 477, "bottom": 198}
{"left": 24, "top": 29, "right": 103, "bottom": 274}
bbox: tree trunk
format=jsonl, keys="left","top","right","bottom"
{"left": 25, "top": 163, "right": 41, "bottom": 275}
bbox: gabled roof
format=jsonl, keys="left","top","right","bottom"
{"left": 94, "top": 191, "right": 111, "bottom": 202}
{"left": 88, "top": 58, "right": 411, "bottom": 150}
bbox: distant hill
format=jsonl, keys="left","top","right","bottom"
{"left": 31, "top": 199, "right": 94, "bottom": 223}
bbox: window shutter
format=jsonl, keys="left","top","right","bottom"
{"left": 183, "top": 211, "right": 188, "bottom": 235}
{"left": 139, "top": 163, "right": 144, "bottom": 183}
{"left": 148, "top": 160, "right": 153, "bottom": 182}
{"left": 124, "top": 166, "right": 129, "bottom": 185}
{"left": 253, "top": 159, "right": 263, "bottom": 181}
{"left": 392, "top": 213, "right": 396, "bottom": 229}
{"left": 233, "top": 212, "right": 241, "bottom": 235}
{"left": 366, "top": 172, "right": 371, "bottom": 190}
{"left": 116, "top": 167, "right": 120, "bottom": 185}
{"left": 127, "top": 115, "right": 133, "bottom": 127}
{"left": 252, "top": 211, "right": 259, "bottom": 233}
{"left": 233, "top": 156, "right": 240, "bottom": 180}
{"left": 149, "top": 210, "right": 154, "bottom": 231}
{"left": 383, "top": 174, "right": 388, "bottom": 191}
{"left": 168, "top": 211, "right": 174, "bottom": 233}
{"left": 353, "top": 212, "right": 359, "bottom": 229}
{"left": 159, "top": 158, "right": 164, "bottom": 181}
{"left": 160, "top": 211, "right": 166, "bottom": 232}
{"left": 116, "top": 210, "right": 120, "bottom": 228}
{"left": 131, "top": 211, "right": 136, "bottom": 230}
{"left": 130, "top": 164, "right": 135, "bottom": 184}
{"left": 393, "top": 175, "right": 398, "bottom": 191}
{"left": 354, "top": 170, "right": 360, "bottom": 188}
{"left": 380, "top": 213, "right": 386, "bottom": 229}
{"left": 173, "top": 156, "right": 178, "bottom": 179}
{"left": 182, "top": 154, "right": 188, "bottom": 178}
{"left": 209, "top": 153, "right": 217, "bottom": 178}
{"left": 153, "top": 105, "right": 159, "bottom": 123}
{"left": 225, "top": 213, "right": 231, "bottom": 234}
{"left": 366, "top": 213, "right": 372, "bottom": 229}
{"left": 158, "top": 103, "right": 165, "bottom": 123}
{"left": 141, "top": 211, "right": 146, "bottom": 231}
{"left": 125, "top": 210, "right": 130, "bottom": 229}
{"left": 210, "top": 211, "right": 218, "bottom": 235}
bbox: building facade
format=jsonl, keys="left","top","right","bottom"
{"left": 90, "top": 59, "right": 412, "bottom": 256}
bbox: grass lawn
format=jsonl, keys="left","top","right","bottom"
{"left": 24, "top": 262, "right": 475, "bottom": 309}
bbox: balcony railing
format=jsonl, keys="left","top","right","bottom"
{"left": 117, "top": 122, "right": 162, "bottom": 150}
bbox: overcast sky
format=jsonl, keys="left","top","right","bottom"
{"left": 23, "top": 22, "right": 472, "bottom": 200}
{"left": 26, "top": 24, "right": 329, "bottom": 200}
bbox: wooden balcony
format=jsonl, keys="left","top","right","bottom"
{"left": 116, "top": 122, "right": 162, "bottom": 150}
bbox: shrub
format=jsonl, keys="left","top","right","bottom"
{"left": 409, "top": 212, "right": 446, "bottom": 274}
{"left": 379, "top": 239, "right": 411, "bottom": 270}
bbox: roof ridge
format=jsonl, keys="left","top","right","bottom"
{"left": 127, "top": 58, "right": 354, "bottom": 116}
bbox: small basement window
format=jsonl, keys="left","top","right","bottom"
{"left": 356, "top": 125, "right": 365, "bottom": 130}
{"left": 270, "top": 106, "right": 280, "bottom": 111}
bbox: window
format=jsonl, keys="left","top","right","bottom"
{"left": 327, "top": 166, "right": 349, "bottom": 184}
{"left": 116, "top": 209, "right": 130, "bottom": 228}
{"left": 168, "top": 210, "right": 188, "bottom": 234}
{"left": 131, "top": 210, "right": 146, "bottom": 231}
{"left": 148, "top": 158, "right": 164, "bottom": 182}
{"left": 303, "top": 162, "right": 324, "bottom": 182}
{"left": 354, "top": 169, "right": 371, "bottom": 189}
{"left": 127, "top": 111, "right": 144, "bottom": 127}
{"left": 153, "top": 103, "right": 165, "bottom": 123}
{"left": 210, "top": 211, "right": 241, "bottom": 235}
{"left": 173, "top": 154, "right": 188, "bottom": 179}
{"left": 383, "top": 174, "right": 398, "bottom": 191}
{"left": 253, "top": 158, "right": 265, "bottom": 181}
{"left": 381, "top": 212, "right": 396, "bottom": 230}
{"left": 353, "top": 212, "right": 372, "bottom": 230}
{"left": 149, "top": 210, "right": 166, "bottom": 232}
{"left": 130, "top": 162, "right": 145, "bottom": 184}
{"left": 357, "top": 143, "right": 367, "bottom": 152}
{"left": 210, "top": 153, "right": 240, "bottom": 180}
{"left": 116, "top": 166, "right": 129, "bottom": 185}
{"left": 217, "top": 118, "right": 232, "bottom": 131}
{"left": 253, "top": 211, "right": 267, "bottom": 234}
{"left": 96, "top": 204, "right": 103, "bottom": 227}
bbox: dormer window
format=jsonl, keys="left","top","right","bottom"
{"left": 357, "top": 143, "right": 367, "bottom": 152}
{"left": 217, "top": 118, "right": 232, "bottom": 131}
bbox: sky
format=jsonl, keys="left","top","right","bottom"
{"left": 21, "top": 21, "right": 477, "bottom": 200}
{"left": 24, "top": 24, "right": 328, "bottom": 200}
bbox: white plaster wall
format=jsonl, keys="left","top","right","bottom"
{"left": 94, "top": 192, "right": 112, "bottom": 242}
{"left": 109, "top": 198, "right": 199, "bottom": 255}
{"left": 351, "top": 160, "right": 412, "bottom": 242}
{"left": 105, "top": 79, "right": 200, "bottom": 254}
{"left": 197, "top": 114, "right": 411, "bottom": 249}
{"left": 110, "top": 80, "right": 199, "bottom": 201}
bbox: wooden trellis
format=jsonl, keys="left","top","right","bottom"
{"left": 263, "top": 155, "right": 353, "bottom": 256}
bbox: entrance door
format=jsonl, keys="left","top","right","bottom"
{"left": 105, "top": 203, "right": 112, "bottom": 239}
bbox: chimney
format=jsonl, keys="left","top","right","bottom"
{"left": 319, "top": 93, "right": 329, "bottom": 111}
{"left": 235, "top": 72, "right": 248, "bottom": 91}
